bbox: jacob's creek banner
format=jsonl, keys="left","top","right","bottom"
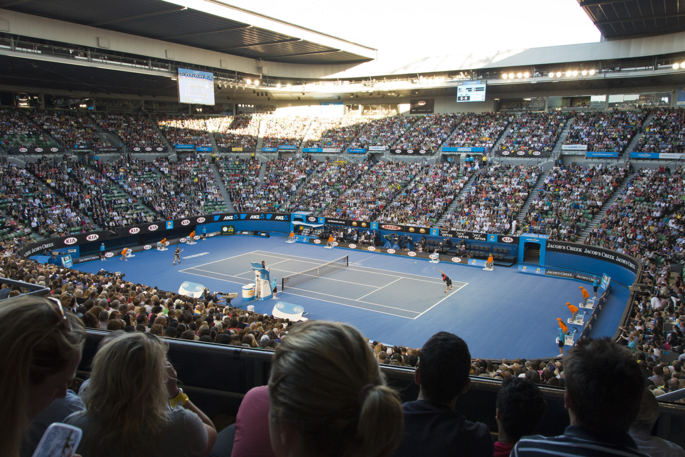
{"left": 546, "top": 241, "right": 639, "bottom": 273}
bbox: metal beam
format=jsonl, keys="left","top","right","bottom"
{"left": 579, "top": 0, "right": 634, "bottom": 6}
{"left": 274, "top": 49, "right": 341, "bottom": 58}
{"left": 162, "top": 24, "right": 251, "bottom": 40}
{"left": 90, "top": 6, "right": 186, "bottom": 27}
{"left": 220, "top": 37, "right": 301, "bottom": 51}
{"left": 595, "top": 11, "right": 685, "bottom": 25}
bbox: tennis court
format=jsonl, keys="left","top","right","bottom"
{"left": 181, "top": 250, "right": 467, "bottom": 319}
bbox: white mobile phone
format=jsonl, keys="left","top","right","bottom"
{"left": 32, "top": 422, "right": 82, "bottom": 457}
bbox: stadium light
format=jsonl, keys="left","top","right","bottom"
{"left": 556, "top": 71, "right": 562, "bottom": 78}
{"left": 572, "top": 70, "right": 579, "bottom": 77}
{"left": 523, "top": 71, "right": 530, "bottom": 78}
{"left": 254, "top": 80, "right": 261, "bottom": 87}
{"left": 502, "top": 73, "right": 508, "bottom": 79}
{"left": 516, "top": 72, "right": 523, "bottom": 78}
{"left": 673, "top": 63, "right": 680, "bottom": 70}
{"left": 581, "top": 70, "right": 588, "bottom": 76}
{"left": 245, "top": 78, "right": 252, "bottom": 85}
{"left": 565, "top": 70, "right": 572, "bottom": 77}
{"left": 588, "top": 69, "right": 596, "bottom": 76}
{"left": 508, "top": 72, "right": 515, "bottom": 79}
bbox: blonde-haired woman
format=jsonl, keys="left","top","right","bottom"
{"left": 0, "top": 295, "right": 85, "bottom": 457}
{"left": 66, "top": 332, "right": 216, "bottom": 457}
{"left": 268, "top": 321, "right": 404, "bottom": 457}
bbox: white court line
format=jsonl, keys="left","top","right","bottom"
{"left": 279, "top": 288, "right": 419, "bottom": 319}
{"left": 179, "top": 251, "right": 256, "bottom": 271}
{"left": 283, "top": 283, "right": 419, "bottom": 313}
{"left": 355, "top": 277, "right": 402, "bottom": 300}
{"left": 413, "top": 282, "right": 469, "bottom": 319}
{"left": 252, "top": 249, "right": 443, "bottom": 285}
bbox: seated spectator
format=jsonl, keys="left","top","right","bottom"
{"left": 392, "top": 331, "right": 493, "bottom": 457}
{"left": 0, "top": 295, "right": 85, "bottom": 457}
{"left": 66, "top": 332, "right": 217, "bottom": 456}
{"left": 629, "top": 388, "right": 685, "bottom": 456}
{"left": 512, "top": 338, "right": 645, "bottom": 456}
{"left": 494, "top": 377, "right": 546, "bottom": 457}
{"left": 268, "top": 321, "right": 403, "bottom": 457}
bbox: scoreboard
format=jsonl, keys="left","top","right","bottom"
{"left": 457, "top": 81, "right": 487, "bottom": 103}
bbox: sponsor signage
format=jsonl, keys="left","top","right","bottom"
{"left": 175, "top": 144, "right": 195, "bottom": 150}
{"left": 545, "top": 269, "right": 598, "bottom": 283}
{"left": 561, "top": 144, "right": 588, "bottom": 151}
{"left": 232, "top": 147, "right": 244, "bottom": 152}
{"left": 348, "top": 148, "right": 367, "bottom": 154}
{"left": 442, "top": 147, "right": 485, "bottom": 153}
{"left": 392, "top": 148, "right": 431, "bottom": 155}
{"left": 302, "top": 148, "right": 323, "bottom": 153}
{"left": 85, "top": 234, "right": 99, "bottom": 242}
{"left": 586, "top": 151, "right": 619, "bottom": 158}
{"left": 322, "top": 148, "right": 341, "bottom": 153}
{"left": 546, "top": 241, "right": 639, "bottom": 273}
{"left": 97, "top": 147, "right": 119, "bottom": 152}
{"left": 631, "top": 152, "right": 684, "bottom": 160}
{"left": 196, "top": 146, "right": 213, "bottom": 152}
{"left": 368, "top": 145, "right": 387, "bottom": 151}
{"left": 278, "top": 145, "right": 297, "bottom": 150}
{"left": 261, "top": 147, "right": 278, "bottom": 152}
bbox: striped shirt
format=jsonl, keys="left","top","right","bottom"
{"left": 512, "top": 425, "right": 649, "bottom": 457}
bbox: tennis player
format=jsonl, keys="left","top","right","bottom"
{"left": 120, "top": 248, "right": 128, "bottom": 262}
{"left": 173, "top": 246, "right": 183, "bottom": 265}
{"left": 440, "top": 270, "right": 453, "bottom": 294}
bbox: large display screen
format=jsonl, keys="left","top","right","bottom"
{"left": 457, "top": 81, "right": 486, "bottom": 103}
{"left": 178, "top": 68, "right": 215, "bottom": 105}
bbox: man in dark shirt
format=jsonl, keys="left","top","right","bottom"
{"left": 392, "top": 331, "right": 493, "bottom": 457}
{"left": 512, "top": 338, "right": 647, "bottom": 457}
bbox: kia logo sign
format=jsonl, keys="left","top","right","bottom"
{"left": 19, "top": 147, "right": 28, "bottom": 153}
{"left": 313, "top": 239, "right": 321, "bottom": 244}
{"left": 105, "top": 252, "right": 114, "bottom": 258}
{"left": 129, "top": 227, "right": 141, "bottom": 235}
{"left": 307, "top": 216, "right": 317, "bottom": 222}
{"left": 516, "top": 151, "right": 525, "bottom": 156}
{"left": 50, "top": 147, "right": 59, "bottom": 152}
{"left": 180, "top": 238, "right": 187, "bottom": 243}
{"left": 196, "top": 217, "right": 206, "bottom": 223}
{"left": 533, "top": 151, "right": 541, "bottom": 156}
{"left": 148, "top": 224, "right": 159, "bottom": 231}
{"left": 36, "top": 147, "right": 43, "bottom": 152}
{"left": 408, "top": 251, "right": 417, "bottom": 257}
{"left": 63, "top": 237, "right": 78, "bottom": 245}
{"left": 86, "top": 234, "right": 99, "bottom": 241}
{"left": 452, "top": 257, "right": 462, "bottom": 263}
{"left": 133, "top": 147, "right": 141, "bottom": 152}
{"left": 381, "top": 224, "right": 401, "bottom": 231}
{"left": 349, "top": 243, "right": 357, "bottom": 249}
{"left": 145, "top": 147, "right": 152, "bottom": 151}
{"left": 502, "top": 151, "right": 510, "bottom": 156}
{"left": 502, "top": 236, "right": 514, "bottom": 243}
{"left": 181, "top": 219, "right": 190, "bottom": 226}
{"left": 143, "top": 244, "right": 152, "bottom": 250}
{"left": 367, "top": 246, "right": 376, "bottom": 251}
{"left": 387, "top": 248, "right": 396, "bottom": 254}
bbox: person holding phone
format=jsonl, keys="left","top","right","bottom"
{"left": 0, "top": 295, "right": 85, "bottom": 457}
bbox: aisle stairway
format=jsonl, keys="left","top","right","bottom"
{"left": 552, "top": 117, "right": 575, "bottom": 161}
{"left": 210, "top": 161, "right": 234, "bottom": 212}
{"left": 577, "top": 169, "right": 636, "bottom": 242}
{"left": 516, "top": 167, "right": 552, "bottom": 227}
{"left": 436, "top": 168, "right": 482, "bottom": 226}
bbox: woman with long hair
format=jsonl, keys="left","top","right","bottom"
{"left": 66, "top": 332, "right": 216, "bottom": 457}
{"left": 0, "top": 295, "right": 85, "bottom": 457}
{"left": 268, "top": 321, "right": 404, "bottom": 457}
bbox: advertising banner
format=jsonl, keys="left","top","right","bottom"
{"left": 442, "top": 147, "right": 485, "bottom": 153}
{"left": 322, "top": 147, "right": 342, "bottom": 153}
{"left": 261, "top": 147, "right": 278, "bottom": 152}
{"left": 348, "top": 148, "right": 367, "bottom": 154}
{"left": 391, "top": 148, "right": 431, "bottom": 155}
{"left": 174, "top": 144, "right": 195, "bottom": 150}
{"left": 278, "top": 145, "right": 297, "bottom": 150}
{"left": 561, "top": 144, "right": 588, "bottom": 151}
{"left": 196, "top": 146, "right": 213, "bottom": 152}
{"left": 586, "top": 151, "right": 619, "bottom": 158}
{"left": 302, "top": 148, "right": 323, "bottom": 153}
{"left": 546, "top": 241, "right": 639, "bottom": 272}
{"left": 368, "top": 146, "right": 388, "bottom": 151}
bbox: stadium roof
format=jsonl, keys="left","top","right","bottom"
{"left": 579, "top": 0, "right": 685, "bottom": 39}
{"left": 0, "top": 0, "right": 376, "bottom": 64}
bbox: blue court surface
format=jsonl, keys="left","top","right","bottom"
{"left": 71, "top": 234, "right": 628, "bottom": 360}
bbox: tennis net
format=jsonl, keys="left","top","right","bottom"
{"left": 281, "top": 255, "right": 349, "bottom": 291}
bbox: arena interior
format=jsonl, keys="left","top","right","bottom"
{"left": 1, "top": 0, "right": 685, "bottom": 453}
